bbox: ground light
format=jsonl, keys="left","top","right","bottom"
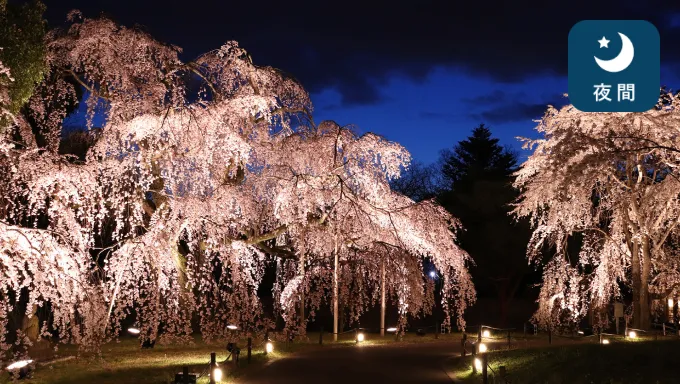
{"left": 266, "top": 341, "right": 274, "bottom": 353}
{"left": 482, "top": 329, "right": 490, "bottom": 338}
{"left": 386, "top": 327, "right": 397, "bottom": 332}
{"left": 226, "top": 325, "right": 238, "bottom": 330}
{"left": 478, "top": 343, "right": 487, "bottom": 353}
{"left": 628, "top": 330, "right": 637, "bottom": 339}
{"left": 474, "top": 358, "right": 483, "bottom": 371}
{"left": 5, "top": 360, "right": 33, "bottom": 379}
{"left": 357, "top": 332, "right": 365, "bottom": 342}
{"left": 213, "top": 366, "right": 223, "bottom": 382}
{"left": 602, "top": 339, "right": 610, "bottom": 344}
{"left": 127, "top": 327, "right": 141, "bottom": 335}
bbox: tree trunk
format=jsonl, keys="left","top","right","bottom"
{"left": 640, "top": 236, "right": 652, "bottom": 329}
{"left": 380, "top": 259, "right": 386, "bottom": 336}
{"left": 631, "top": 241, "right": 642, "bottom": 329}
{"left": 299, "top": 253, "right": 306, "bottom": 330}
{"left": 21, "top": 305, "right": 39, "bottom": 342}
{"left": 333, "top": 238, "right": 339, "bottom": 342}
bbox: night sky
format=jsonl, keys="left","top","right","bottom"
{"left": 44, "top": 0, "right": 680, "bottom": 164}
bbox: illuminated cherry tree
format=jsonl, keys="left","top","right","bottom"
{"left": 0, "top": 13, "right": 474, "bottom": 357}
{"left": 513, "top": 95, "right": 680, "bottom": 330}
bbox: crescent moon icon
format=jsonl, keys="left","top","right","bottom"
{"left": 594, "top": 32, "right": 634, "bottom": 73}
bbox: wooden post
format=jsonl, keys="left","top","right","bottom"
{"left": 247, "top": 337, "right": 252, "bottom": 363}
{"left": 461, "top": 333, "right": 467, "bottom": 357}
{"left": 471, "top": 342, "right": 477, "bottom": 374}
{"left": 264, "top": 331, "right": 269, "bottom": 355}
{"left": 507, "top": 329, "right": 511, "bottom": 349}
{"left": 523, "top": 322, "right": 527, "bottom": 335}
{"left": 478, "top": 326, "right": 482, "bottom": 343}
{"left": 482, "top": 353, "right": 488, "bottom": 384}
{"left": 355, "top": 328, "right": 358, "bottom": 344}
{"left": 599, "top": 332, "right": 603, "bottom": 344}
{"left": 319, "top": 326, "right": 324, "bottom": 345}
{"left": 333, "top": 236, "right": 339, "bottom": 342}
{"left": 380, "top": 259, "right": 386, "bottom": 337}
{"left": 209, "top": 352, "right": 216, "bottom": 384}
{"left": 183, "top": 366, "right": 190, "bottom": 384}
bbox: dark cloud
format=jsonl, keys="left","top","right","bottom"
{"left": 471, "top": 103, "right": 550, "bottom": 124}
{"left": 465, "top": 91, "right": 568, "bottom": 124}
{"left": 44, "top": 0, "right": 680, "bottom": 106}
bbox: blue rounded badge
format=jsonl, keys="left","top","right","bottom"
{"left": 568, "top": 20, "right": 660, "bottom": 112}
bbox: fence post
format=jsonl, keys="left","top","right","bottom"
{"left": 599, "top": 332, "right": 603, "bottom": 344}
{"left": 209, "top": 352, "right": 216, "bottom": 384}
{"left": 478, "top": 326, "right": 482, "bottom": 343}
{"left": 663, "top": 323, "right": 666, "bottom": 336}
{"left": 182, "top": 366, "right": 189, "bottom": 384}
{"left": 355, "top": 328, "right": 358, "bottom": 344}
{"left": 482, "top": 352, "right": 488, "bottom": 384}
{"left": 264, "top": 331, "right": 269, "bottom": 355}
{"left": 247, "top": 337, "right": 252, "bottom": 363}
{"left": 319, "top": 326, "right": 324, "bottom": 345}
{"left": 507, "top": 329, "right": 511, "bottom": 349}
{"left": 471, "top": 342, "right": 477, "bottom": 374}
{"left": 523, "top": 322, "right": 527, "bottom": 335}
{"left": 461, "top": 333, "right": 467, "bottom": 357}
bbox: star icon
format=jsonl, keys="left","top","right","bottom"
{"left": 598, "top": 36, "right": 610, "bottom": 48}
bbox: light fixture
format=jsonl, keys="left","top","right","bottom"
{"left": 5, "top": 360, "right": 33, "bottom": 379}
{"left": 577, "top": 330, "right": 584, "bottom": 335}
{"left": 212, "top": 367, "right": 223, "bottom": 382}
{"left": 265, "top": 341, "right": 273, "bottom": 353}
{"left": 386, "top": 327, "right": 397, "bottom": 332}
{"left": 127, "top": 327, "right": 141, "bottom": 335}
{"left": 474, "top": 357, "right": 483, "bottom": 371}
{"left": 628, "top": 330, "right": 637, "bottom": 339}
{"left": 602, "top": 339, "right": 610, "bottom": 344}
{"left": 478, "top": 342, "right": 487, "bottom": 353}
{"left": 226, "top": 325, "right": 238, "bottom": 330}
{"left": 357, "top": 332, "right": 365, "bottom": 342}
{"left": 482, "top": 329, "right": 490, "bottom": 338}
{"left": 429, "top": 271, "right": 436, "bottom": 278}
{"left": 6, "top": 360, "right": 33, "bottom": 371}
{"left": 669, "top": 298, "right": 674, "bottom": 308}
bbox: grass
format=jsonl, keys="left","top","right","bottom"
{"left": 0, "top": 330, "right": 461, "bottom": 383}
{"left": 448, "top": 337, "right": 680, "bottom": 384}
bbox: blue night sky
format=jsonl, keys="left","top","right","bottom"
{"left": 46, "top": 1, "right": 680, "bottom": 165}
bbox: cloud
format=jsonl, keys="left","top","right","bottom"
{"left": 46, "top": 0, "right": 680, "bottom": 107}
{"left": 466, "top": 92, "right": 568, "bottom": 124}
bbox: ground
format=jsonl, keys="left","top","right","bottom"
{"left": 0, "top": 331, "right": 462, "bottom": 384}
{"left": 448, "top": 336, "right": 680, "bottom": 384}
{"left": 4, "top": 331, "right": 677, "bottom": 383}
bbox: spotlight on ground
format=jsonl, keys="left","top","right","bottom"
{"left": 602, "top": 339, "right": 610, "bottom": 344}
{"left": 478, "top": 343, "right": 487, "bottom": 353}
{"left": 5, "top": 360, "right": 33, "bottom": 379}
{"left": 213, "top": 366, "right": 223, "bottom": 382}
{"left": 474, "top": 357, "right": 483, "bottom": 371}
{"left": 226, "top": 325, "right": 238, "bottom": 330}
{"left": 628, "top": 330, "right": 637, "bottom": 339}
{"left": 357, "top": 332, "right": 365, "bottom": 342}
{"left": 482, "top": 329, "right": 490, "bottom": 338}
{"left": 386, "top": 327, "right": 397, "bottom": 332}
{"left": 127, "top": 327, "right": 141, "bottom": 335}
{"left": 266, "top": 341, "right": 274, "bottom": 353}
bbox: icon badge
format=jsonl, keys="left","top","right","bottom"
{"left": 568, "top": 20, "right": 660, "bottom": 112}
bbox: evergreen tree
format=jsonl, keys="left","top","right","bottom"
{"left": 439, "top": 124, "right": 531, "bottom": 326}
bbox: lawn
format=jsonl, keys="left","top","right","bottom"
{"left": 1, "top": 330, "right": 462, "bottom": 384}
{"left": 448, "top": 338, "right": 680, "bottom": 384}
